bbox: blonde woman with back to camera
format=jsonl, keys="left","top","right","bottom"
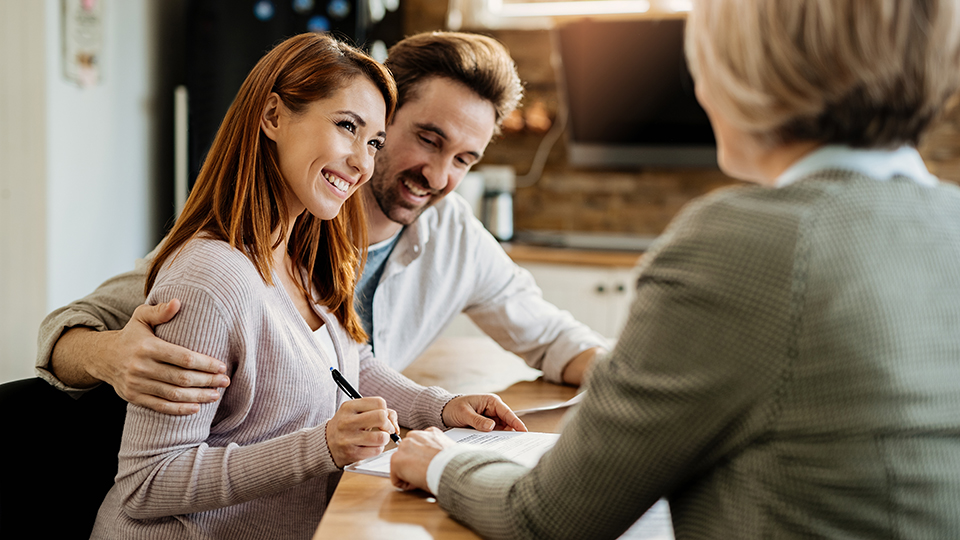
{"left": 390, "top": 0, "right": 960, "bottom": 538}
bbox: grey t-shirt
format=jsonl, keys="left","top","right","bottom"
{"left": 354, "top": 229, "right": 402, "bottom": 347}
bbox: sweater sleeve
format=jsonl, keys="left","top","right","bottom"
{"left": 114, "top": 282, "right": 340, "bottom": 519}
{"left": 435, "top": 190, "right": 806, "bottom": 539}
{"left": 357, "top": 343, "right": 455, "bottom": 430}
{"left": 35, "top": 256, "right": 151, "bottom": 394}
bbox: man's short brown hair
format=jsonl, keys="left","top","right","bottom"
{"left": 385, "top": 31, "right": 523, "bottom": 133}
{"left": 686, "top": 0, "right": 960, "bottom": 147}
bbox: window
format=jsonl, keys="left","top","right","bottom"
{"left": 447, "top": 0, "right": 691, "bottom": 29}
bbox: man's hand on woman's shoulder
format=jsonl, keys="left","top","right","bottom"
{"left": 52, "top": 299, "right": 230, "bottom": 415}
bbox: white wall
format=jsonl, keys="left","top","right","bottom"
{"left": 1, "top": 0, "right": 180, "bottom": 383}
{"left": 0, "top": 0, "right": 48, "bottom": 383}
{"left": 45, "top": 0, "right": 157, "bottom": 311}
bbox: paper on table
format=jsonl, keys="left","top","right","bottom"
{"left": 513, "top": 391, "right": 585, "bottom": 416}
{"left": 618, "top": 499, "right": 674, "bottom": 540}
{"left": 344, "top": 428, "right": 561, "bottom": 477}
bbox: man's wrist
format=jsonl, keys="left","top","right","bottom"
{"left": 50, "top": 326, "right": 109, "bottom": 388}
{"left": 560, "top": 347, "right": 604, "bottom": 386}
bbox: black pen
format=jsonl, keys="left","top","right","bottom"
{"left": 330, "top": 367, "right": 401, "bottom": 443}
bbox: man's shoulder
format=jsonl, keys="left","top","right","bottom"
{"left": 412, "top": 192, "right": 491, "bottom": 247}
{"left": 421, "top": 192, "right": 478, "bottom": 229}
{"left": 403, "top": 193, "right": 517, "bottom": 282}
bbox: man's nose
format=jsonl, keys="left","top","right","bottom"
{"left": 420, "top": 158, "right": 450, "bottom": 192}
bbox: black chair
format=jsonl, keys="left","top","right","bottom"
{"left": 0, "top": 377, "right": 126, "bottom": 539}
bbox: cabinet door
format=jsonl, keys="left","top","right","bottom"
{"left": 606, "top": 267, "right": 639, "bottom": 338}
{"left": 519, "top": 263, "right": 617, "bottom": 337}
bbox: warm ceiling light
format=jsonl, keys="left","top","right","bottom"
{"left": 489, "top": 0, "right": 652, "bottom": 18}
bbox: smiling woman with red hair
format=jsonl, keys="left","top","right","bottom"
{"left": 89, "top": 32, "right": 524, "bottom": 540}
{"left": 391, "top": 1, "right": 960, "bottom": 538}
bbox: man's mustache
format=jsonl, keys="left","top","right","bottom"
{"left": 398, "top": 170, "right": 437, "bottom": 196}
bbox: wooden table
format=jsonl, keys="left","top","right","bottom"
{"left": 313, "top": 337, "right": 580, "bottom": 539}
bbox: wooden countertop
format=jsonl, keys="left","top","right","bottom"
{"left": 504, "top": 243, "right": 643, "bottom": 267}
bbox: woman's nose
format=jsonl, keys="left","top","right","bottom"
{"left": 347, "top": 143, "right": 375, "bottom": 178}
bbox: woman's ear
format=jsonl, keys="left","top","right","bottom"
{"left": 261, "top": 93, "right": 282, "bottom": 141}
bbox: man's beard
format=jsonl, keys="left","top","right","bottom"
{"left": 370, "top": 168, "right": 437, "bottom": 226}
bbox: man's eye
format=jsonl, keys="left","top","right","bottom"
{"left": 419, "top": 135, "right": 437, "bottom": 147}
{"left": 337, "top": 120, "right": 357, "bottom": 134}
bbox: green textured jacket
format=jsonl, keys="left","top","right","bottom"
{"left": 438, "top": 171, "right": 960, "bottom": 539}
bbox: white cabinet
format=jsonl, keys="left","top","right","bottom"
{"left": 441, "top": 261, "right": 640, "bottom": 339}
{"left": 520, "top": 262, "right": 638, "bottom": 338}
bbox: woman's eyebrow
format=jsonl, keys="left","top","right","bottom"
{"left": 336, "top": 111, "right": 366, "bottom": 126}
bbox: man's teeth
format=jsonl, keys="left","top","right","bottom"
{"left": 324, "top": 172, "right": 350, "bottom": 192}
{"left": 403, "top": 178, "right": 429, "bottom": 197}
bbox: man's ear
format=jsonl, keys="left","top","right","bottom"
{"left": 261, "top": 93, "right": 282, "bottom": 141}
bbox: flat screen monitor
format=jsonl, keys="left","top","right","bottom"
{"left": 556, "top": 18, "right": 717, "bottom": 168}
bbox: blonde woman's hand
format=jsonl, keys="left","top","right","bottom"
{"left": 390, "top": 427, "right": 455, "bottom": 492}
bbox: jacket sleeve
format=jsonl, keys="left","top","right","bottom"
{"left": 357, "top": 343, "right": 455, "bottom": 430}
{"left": 435, "top": 192, "right": 804, "bottom": 539}
{"left": 35, "top": 254, "right": 152, "bottom": 394}
{"left": 114, "top": 281, "right": 340, "bottom": 519}
{"left": 461, "top": 222, "right": 609, "bottom": 384}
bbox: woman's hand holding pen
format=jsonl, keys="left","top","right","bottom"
{"left": 441, "top": 394, "right": 527, "bottom": 432}
{"left": 325, "top": 396, "right": 401, "bottom": 468}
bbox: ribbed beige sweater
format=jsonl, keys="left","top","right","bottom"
{"left": 90, "top": 238, "right": 454, "bottom": 539}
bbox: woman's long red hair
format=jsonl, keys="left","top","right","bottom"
{"left": 146, "top": 33, "right": 396, "bottom": 343}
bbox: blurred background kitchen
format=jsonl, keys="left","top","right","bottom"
{"left": 4, "top": 0, "right": 960, "bottom": 383}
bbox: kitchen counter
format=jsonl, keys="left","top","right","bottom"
{"left": 503, "top": 243, "right": 644, "bottom": 268}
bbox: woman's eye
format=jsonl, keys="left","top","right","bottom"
{"left": 369, "top": 139, "right": 385, "bottom": 151}
{"left": 337, "top": 120, "right": 357, "bottom": 134}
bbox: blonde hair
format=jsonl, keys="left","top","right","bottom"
{"left": 685, "top": 0, "right": 960, "bottom": 147}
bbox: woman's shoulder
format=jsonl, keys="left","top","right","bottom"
{"left": 153, "top": 237, "right": 268, "bottom": 298}
{"left": 652, "top": 184, "right": 821, "bottom": 255}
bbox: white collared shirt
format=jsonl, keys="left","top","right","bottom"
{"left": 366, "top": 192, "right": 607, "bottom": 382}
{"left": 775, "top": 145, "right": 938, "bottom": 188}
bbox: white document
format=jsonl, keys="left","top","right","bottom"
{"left": 513, "top": 391, "right": 585, "bottom": 416}
{"left": 618, "top": 499, "right": 674, "bottom": 540}
{"left": 344, "top": 428, "right": 560, "bottom": 477}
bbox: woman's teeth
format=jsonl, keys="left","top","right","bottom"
{"left": 403, "top": 177, "right": 429, "bottom": 197}
{"left": 324, "top": 172, "right": 350, "bottom": 192}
